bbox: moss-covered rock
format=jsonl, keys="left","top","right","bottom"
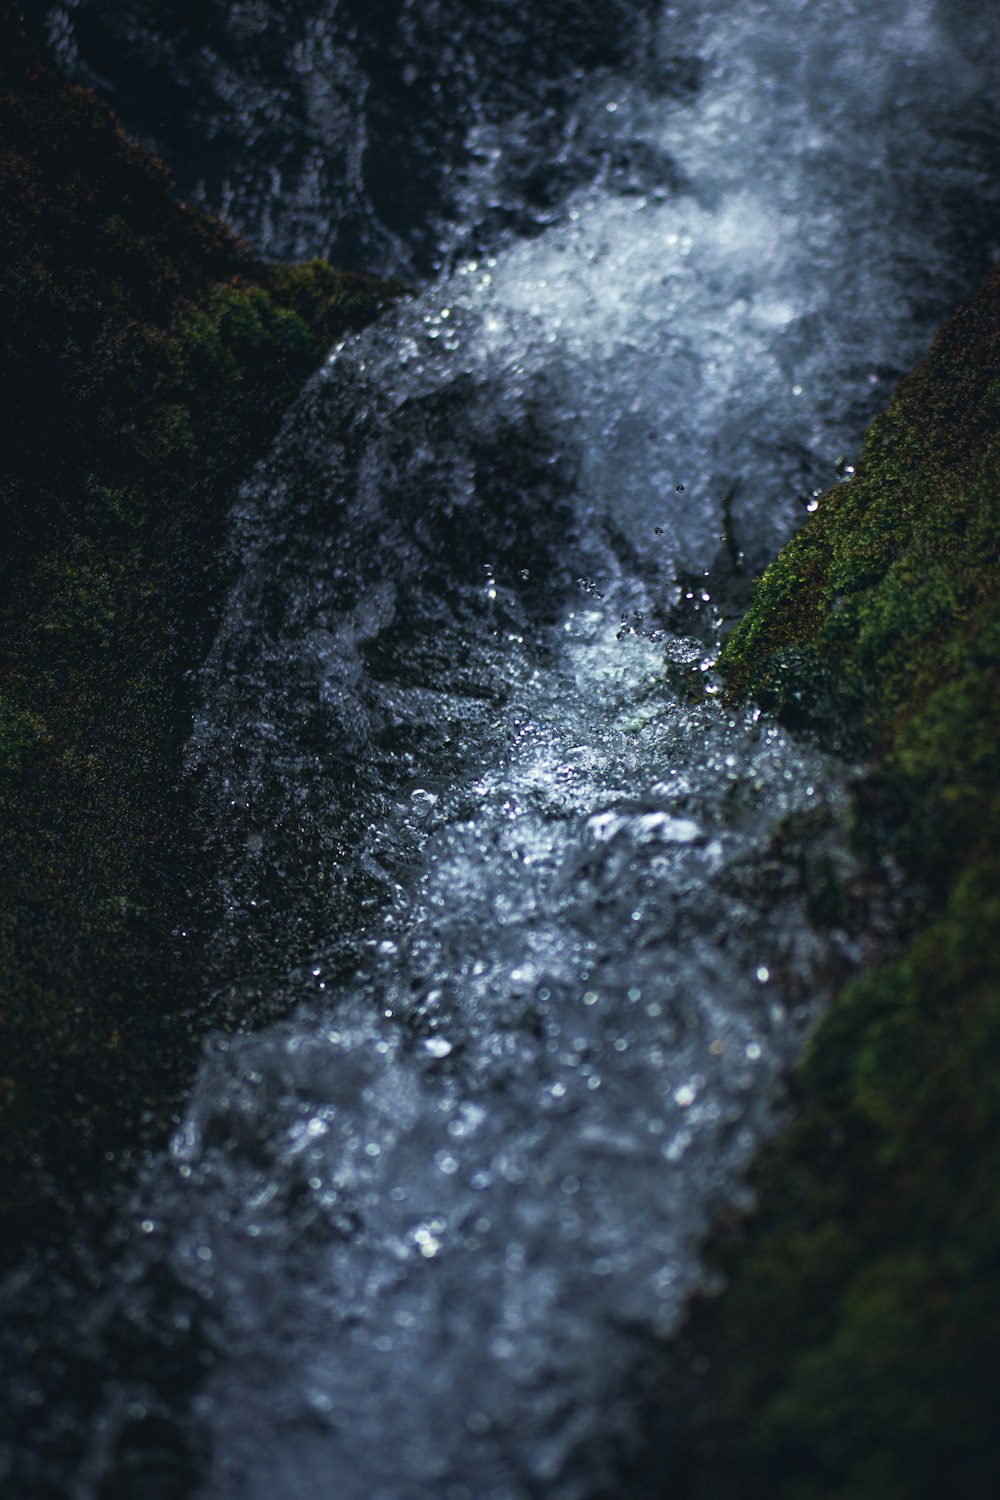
{"left": 721, "top": 264, "right": 1000, "bottom": 885}
{"left": 0, "top": 21, "right": 399, "bottom": 1241}
{"left": 669, "top": 258, "right": 1000, "bottom": 1493}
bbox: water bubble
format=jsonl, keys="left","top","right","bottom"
{"left": 414, "top": 1227, "right": 442, "bottom": 1260}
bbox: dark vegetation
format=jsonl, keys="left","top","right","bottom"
{"left": 668, "top": 259, "right": 1000, "bottom": 1496}
{"left": 0, "top": 19, "right": 398, "bottom": 1243}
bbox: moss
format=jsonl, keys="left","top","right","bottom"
{"left": 685, "top": 866, "right": 1000, "bottom": 1498}
{"left": 264, "top": 258, "right": 405, "bottom": 347}
{"left": 720, "top": 267, "right": 1000, "bottom": 880}
{"left": 672, "top": 260, "right": 1000, "bottom": 1491}
{"left": 0, "top": 692, "right": 47, "bottom": 773}
{"left": 0, "top": 22, "right": 399, "bottom": 1239}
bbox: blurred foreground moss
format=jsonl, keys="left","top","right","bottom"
{"left": 669, "top": 264, "right": 1000, "bottom": 1493}
{"left": 0, "top": 22, "right": 398, "bottom": 1237}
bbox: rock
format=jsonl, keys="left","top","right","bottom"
{"left": 0, "top": 19, "right": 398, "bottom": 1245}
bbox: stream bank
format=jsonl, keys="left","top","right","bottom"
{"left": 0, "top": 19, "right": 398, "bottom": 1241}
{"left": 667, "top": 254, "right": 1000, "bottom": 1497}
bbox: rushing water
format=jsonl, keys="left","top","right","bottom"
{"left": 8, "top": 1, "right": 1000, "bottom": 1496}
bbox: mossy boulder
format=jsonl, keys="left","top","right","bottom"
{"left": 669, "top": 259, "right": 1000, "bottom": 1493}
{"left": 721, "top": 266, "right": 1000, "bottom": 884}
{"left": 0, "top": 21, "right": 399, "bottom": 1241}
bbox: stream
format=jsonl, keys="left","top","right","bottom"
{"left": 8, "top": 1, "right": 1000, "bottom": 1495}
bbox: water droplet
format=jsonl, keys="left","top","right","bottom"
{"left": 414, "top": 1227, "right": 442, "bottom": 1259}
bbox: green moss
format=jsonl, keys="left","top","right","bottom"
{"left": 0, "top": 692, "right": 46, "bottom": 773}
{"left": 264, "top": 258, "right": 406, "bottom": 347}
{"left": 693, "top": 866, "right": 1000, "bottom": 1498}
{"left": 0, "top": 23, "right": 399, "bottom": 1237}
{"left": 721, "top": 269, "right": 1000, "bottom": 877}
{"left": 675, "top": 262, "right": 1000, "bottom": 1493}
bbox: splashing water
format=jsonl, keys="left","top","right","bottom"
{"left": 10, "top": 0, "right": 1000, "bottom": 1494}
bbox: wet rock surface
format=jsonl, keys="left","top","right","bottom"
{"left": 0, "top": 21, "right": 396, "bottom": 1237}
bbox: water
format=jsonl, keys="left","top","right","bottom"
{"left": 9, "top": 1, "right": 1000, "bottom": 1495}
